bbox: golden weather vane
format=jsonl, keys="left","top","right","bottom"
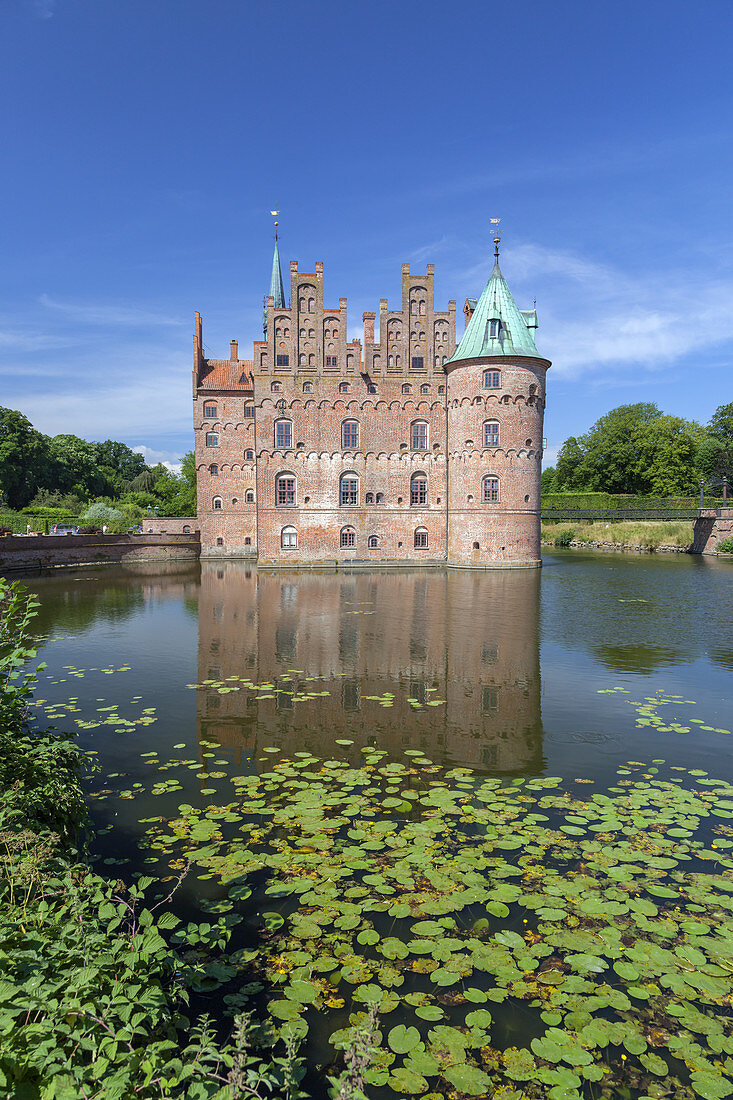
{"left": 490, "top": 217, "right": 501, "bottom": 259}
{"left": 270, "top": 209, "right": 280, "bottom": 239}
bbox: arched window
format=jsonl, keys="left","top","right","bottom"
{"left": 402, "top": 383, "right": 412, "bottom": 395}
{"left": 299, "top": 353, "right": 306, "bottom": 366}
{"left": 420, "top": 384, "right": 430, "bottom": 394}
{"left": 489, "top": 318, "right": 501, "bottom": 338}
{"left": 340, "top": 473, "right": 358, "bottom": 506}
{"left": 281, "top": 526, "right": 298, "bottom": 549}
{"left": 244, "top": 449, "right": 254, "bottom": 460}
{"left": 410, "top": 473, "right": 427, "bottom": 505}
{"left": 213, "top": 497, "right": 223, "bottom": 510}
{"left": 245, "top": 490, "right": 254, "bottom": 503}
{"left": 365, "top": 492, "right": 374, "bottom": 504}
{"left": 340, "top": 526, "right": 356, "bottom": 548}
{"left": 414, "top": 527, "right": 428, "bottom": 548}
{"left": 271, "top": 381, "right": 282, "bottom": 393}
{"left": 276, "top": 473, "right": 296, "bottom": 506}
{"left": 203, "top": 403, "right": 217, "bottom": 418}
{"left": 303, "top": 381, "right": 313, "bottom": 393}
{"left": 483, "top": 476, "right": 500, "bottom": 503}
{"left": 342, "top": 419, "right": 359, "bottom": 449}
{"left": 209, "top": 463, "right": 219, "bottom": 476}
{"left": 368, "top": 535, "right": 378, "bottom": 549}
{"left": 410, "top": 421, "right": 428, "bottom": 450}
{"left": 275, "top": 419, "right": 292, "bottom": 449}
{"left": 376, "top": 492, "right": 385, "bottom": 504}
{"left": 483, "top": 420, "right": 500, "bottom": 446}
{"left": 483, "top": 369, "right": 501, "bottom": 389}
{"left": 339, "top": 381, "right": 350, "bottom": 393}
{"left": 205, "top": 432, "right": 219, "bottom": 447}
{"left": 182, "top": 524, "right": 191, "bottom": 533}
{"left": 244, "top": 404, "right": 254, "bottom": 418}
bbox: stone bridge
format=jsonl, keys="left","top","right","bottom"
{"left": 0, "top": 532, "right": 200, "bottom": 575}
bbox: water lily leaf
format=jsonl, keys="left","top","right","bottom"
{"left": 387, "top": 1068, "right": 428, "bottom": 1094}
{"left": 387, "top": 1024, "right": 421, "bottom": 1054}
{"left": 443, "top": 1064, "right": 492, "bottom": 1095}
{"left": 690, "top": 1071, "right": 733, "bottom": 1099}
{"left": 415, "top": 1005, "right": 444, "bottom": 1021}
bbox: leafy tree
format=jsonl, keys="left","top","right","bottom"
{"left": 94, "top": 439, "right": 147, "bottom": 482}
{"left": 578, "top": 403, "right": 663, "bottom": 494}
{"left": 700, "top": 403, "right": 733, "bottom": 483}
{"left": 540, "top": 467, "right": 557, "bottom": 495}
{"left": 48, "top": 434, "right": 114, "bottom": 500}
{"left": 632, "top": 414, "right": 703, "bottom": 496}
{"left": 554, "top": 437, "right": 586, "bottom": 490}
{"left": 0, "top": 408, "right": 51, "bottom": 509}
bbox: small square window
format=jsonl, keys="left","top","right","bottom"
{"left": 244, "top": 405, "right": 254, "bottom": 417}
{"left": 411, "top": 356, "right": 424, "bottom": 370}
{"left": 327, "top": 356, "right": 338, "bottom": 367}
{"left": 276, "top": 355, "right": 289, "bottom": 366}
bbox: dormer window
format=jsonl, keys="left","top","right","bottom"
{"left": 489, "top": 319, "right": 501, "bottom": 339}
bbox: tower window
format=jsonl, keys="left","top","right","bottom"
{"left": 489, "top": 319, "right": 501, "bottom": 338}
{"left": 203, "top": 404, "right": 217, "bottom": 418}
{"left": 342, "top": 420, "right": 359, "bottom": 449}
{"left": 420, "top": 384, "right": 430, "bottom": 394}
{"left": 339, "top": 381, "right": 350, "bottom": 393}
{"left": 410, "top": 421, "right": 428, "bottom": 450}
{"left": 212, "top": 497, "right": 223, "bottom": 510}
{"left": 303, "top": 381, "right": 313, "bottom": 393}
{"left": 340, "top": 474, "right": 359, "bottom": 506}
{"left": 271, "top": 381, "right": 282, "bottom": 392}
{"left": 483, "top": 370, "right": 501, "bottom": 389}
{"left": 414, "top": 527, "right": 429, "bottom": 549}
{"left": 276, "top": 474, "right": 296, "bottom": 506}
{"left": 244, "top": 404, "right": 254, "bottom": 417}
{"left": 205, "top": 433, "right": 219, "bottom": 448}
{"left": 410, "top": 474, "right": 427, "bottom": 505}
{"left": 245, "top": 449, "right": 254, "bottom": 460}
{"left": 483, "top": 476, "right": 500, "bottom": 503}
{"left": 483, "top": 420, "right": 500, "bottom": 446}
{"left": 209, "top": 464, "right": 218, "bottom": 476}
{"left": 402, "top": 383, "right": 412, "bottom": 395}
{"left": 327, "top": 356, "right": 338, "bottom": 367}
{"left": 275, "top": 420, "right": 292, "bottom": 449}
{"left": 245, "top": 490, "right": 255, "bottom": 503}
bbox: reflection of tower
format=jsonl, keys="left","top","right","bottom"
{"left": 195, "top": 564, "right": 543, "bottom": 773}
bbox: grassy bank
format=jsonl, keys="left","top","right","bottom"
{"left": 541, "top": 519, "right": 695, "bottom": 549}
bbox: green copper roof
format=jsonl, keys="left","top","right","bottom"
{"left": 447, "top": 257, "right": 543, "bottom": 364}
{"left": 264, "top": 237, "right": 286, "bottom": 333}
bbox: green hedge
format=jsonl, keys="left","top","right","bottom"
{"left": 0, "top": 513, "right": 81, "bottom": 534}
{"left": 541, "top": 492, "right": 720, "bottom": 510}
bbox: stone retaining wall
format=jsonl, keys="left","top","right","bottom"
{"left": 0, "top": 532, "right": 200, "bottom": 574}
{"left": 693, "top": 508, "right": 733, "bottom": 555}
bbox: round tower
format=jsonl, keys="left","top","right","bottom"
{"left": 446, "top": 232, "right": 550, "bottom": 567}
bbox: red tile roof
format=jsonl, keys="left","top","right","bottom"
{"left": 198, "top": 360, "right": 254, "bottom": 390}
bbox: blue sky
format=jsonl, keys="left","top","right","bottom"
{"left": 2, "top": 0, "right": 732, "bottom": 471}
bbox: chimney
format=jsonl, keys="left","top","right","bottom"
{"left": 315, "top": 261, "right": 323, "bottom": 275}
{"left": 230, "top": 339, "right": 238, "bottom": 361}
{"left": 362, "top": 311, "right": 375, "bottom": 345}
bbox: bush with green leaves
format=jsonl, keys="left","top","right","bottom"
{"left": 718, "top": 537, "right": 733, "bottom": 553}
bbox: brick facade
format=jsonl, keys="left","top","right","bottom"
{"left": 193, "top": 251, "right": 550, "bottom": 567}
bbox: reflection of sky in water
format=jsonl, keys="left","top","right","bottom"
{"left": 23, "top": 552, "right": 733, "bottom": 793}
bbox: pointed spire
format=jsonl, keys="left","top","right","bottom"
{"left": 447, "top": 223, "right": 543, "bottom": 364}
{"left": 263, "top": 220, "right": 286, "bottom": 334}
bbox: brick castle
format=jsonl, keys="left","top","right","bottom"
{"left": 192, "top": 229, "right": 550, "bottom": 566}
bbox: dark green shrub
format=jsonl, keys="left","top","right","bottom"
{"left": 718, "top": 537, "right": 733, "bottom": 553}
{"left": 554, "top": 528, "right": 575, "bottom": 547}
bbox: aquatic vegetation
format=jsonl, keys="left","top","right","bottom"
{"left": 89, "top": 743, "right": 733, "bottom": 1100}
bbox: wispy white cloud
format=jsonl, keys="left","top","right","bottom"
{"left": 0, "top": 329, "right": 76, "bottom": 354}
{"left": 133, "top": 445, "right": 184, "bottom": 473}
{"left": 39, "top": 294, "right": 184, "bottom": 328}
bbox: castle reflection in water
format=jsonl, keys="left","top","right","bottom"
{"left": 196, "top": 564, "right": 544, "bottom": 774}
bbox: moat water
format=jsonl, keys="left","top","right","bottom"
{"left": 27, "top": 552, "right": 733, "bottom": 790}
{"left": 22, "top": 552, "right": 733, "bottom": 1096}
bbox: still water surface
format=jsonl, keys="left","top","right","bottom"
{"left": 26, "top": 551, "right": 733, "bottom": 792}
